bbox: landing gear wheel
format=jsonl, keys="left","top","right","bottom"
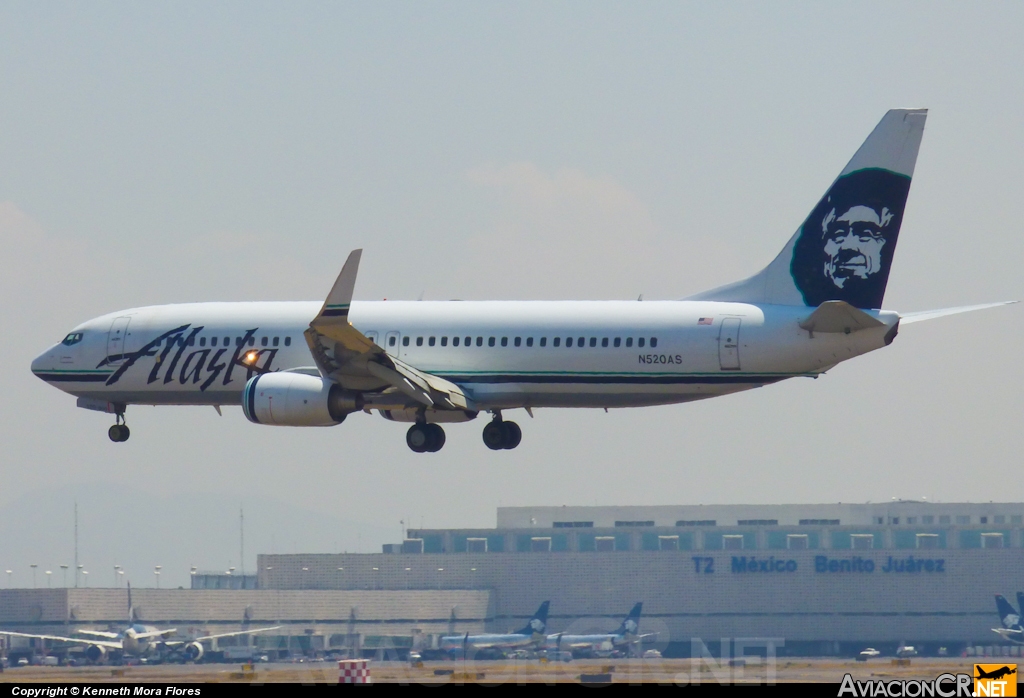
{"left": 501, "top": 421, "right": 521, "bottom": 450}
{"left": 426, "top": 423, "right": 446, "bottom": 452}
{"left": 406, "top": 424, "right": 430, "bottom": 453}
{"left": 482, "top": 420, "right": 505, "bottom": 450}
{"left": 108, "top": 424, "right": 130, "bottom": 443}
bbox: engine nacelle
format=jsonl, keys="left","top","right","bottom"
{"left": 183, "top": 641, "right": 204, "bottom": 662}
{"left": 379, "top": 408, "right": 478, "bottom": 423}
{"left": 85, "top": 645, "right": 108, "bottom": 663}
{"left": 242, "top": 373, "right": 363, "bottom": 426}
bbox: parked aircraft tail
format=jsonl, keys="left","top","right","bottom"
{"left": 515, "top": 601, "right": 550, "bottom": 637}
{"left": 996, "top": 595, "right": 1021, "bottom": 630}
{"left": 615, "top": 602, "right": 643, "bottom": 636}
{"left": 689, "top": 109, "right": 927, "bottom": 310}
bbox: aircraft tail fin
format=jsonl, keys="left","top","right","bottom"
{"left": 515, "top": 601, "right": 550, "bottom": 637}
{"left": 615, "top": 602, "right": 643, "bottom": 636}
{"left": 996, "top": 595, "right": 1021, "bottom": 629}
{"left": 688, "top": 109, "right": 927, "bottom": 310}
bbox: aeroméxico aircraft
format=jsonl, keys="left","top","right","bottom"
{"left": 439, "top": 601, "right": 550, "bottom": 658}
{"left": 543, "top": 602, "right": 655, "bottom": 657}
{"left": 0, "top": 584, "right": 279, "bottom": 662}
{"left": 992, "top": 594, "right": 1024, "bottom": 644}
{"left": 31, "top": 109, "right": 1014, "bottom": 452}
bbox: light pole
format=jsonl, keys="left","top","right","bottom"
{"left": 372, "top": 567, "right": 379, "bottom": 591}
{"left": 437, "top": 568, "right": 444, "bottom": 590}
{"left": 60, "top": 565, "right": 69, "bottom": 588}
{"left": 118, "top": 570, "right": 124, "bottom": 587}
{"left": 405, "top": 567, "right": 411, "bottom": 590}
{"left": 5, "top": 570, "right": 11, "bottom": 588}
{"left": 30, "top": 564, "right": 37, "bottom": 588}
{"left": 114, "top": 565, "right": 122, "bottom": 587}
{"left": 336, "top": 567, "right": 344, "bottom": 591}
{"left": 45, "top": 570, "right": 52, "bottom": 588}
{"left": 154, "top": 566, "right": 162, "bottom": 589}
{"left": 76, "top": 565, "right": 83, "bottom": 588}
{"left": 82, "top": 571, "right": 88, "bottom": 587}
{"left": 301, "top": 567, "right": 310, "bottom": 590}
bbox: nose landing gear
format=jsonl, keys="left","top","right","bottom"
{"left": 108, "top": 412, "right": 130, "bottom": 443}
{"left": 482, "top": 414, "right": 521, "bottom": 450}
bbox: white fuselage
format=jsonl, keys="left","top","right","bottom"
{"left": 32, "top": 300, "right": 898, "bottom": 412}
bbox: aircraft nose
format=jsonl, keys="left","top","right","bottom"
{"left": 31, "top": 348, "right": 54, "bottom": 379}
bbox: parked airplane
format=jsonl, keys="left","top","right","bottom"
{"left": 992, "top": 594, "right": 1024, "bottom": 643}
{"left": 0, "top": 585, "right": 279, "bottom": 662}
{"left": 438, "top": 601, "right": 549, "bottom": 658}
{"left": 544, "top": 602, "right": 654, "bottom": 657}
{"left": 31, "top": 109, "right": 1015, "bottom": 452}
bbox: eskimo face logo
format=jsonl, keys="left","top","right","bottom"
{"left": 790, "top": 168, "right": 911, "bottom": 310}
{"left": 623, "top": 619, "right": 638, "bottom": 635}
{"left": 530, "top": 618, "right": 544, "bottom": 633}
{"left": 1004, "top": 613, "right": 1021, "bottom": 628}
{"left": 821, "top": 204, "right": 892, "bottom": 288}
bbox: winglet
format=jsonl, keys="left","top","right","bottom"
{"left": 317, "top": 249, "right": 362, "bottom": 321}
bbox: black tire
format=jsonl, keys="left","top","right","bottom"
{"left": 108, "top": 425, "right": 122, "bottom": 442}
{"left": 502, "top": 421, "right": 521, "bottom": 449}
{"left": 119, "top": 426, "right": 130, "bottom": 442}
{"left": 426, "top": 424, "right": 446, "bottom": 452}
{"left": 482, "top": 421, "right": 505, "bottom": 450}
{"left": 406, "top": 424, "right": 430, "bottom": 452}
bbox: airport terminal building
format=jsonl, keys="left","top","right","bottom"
{"left": 3, "top": 501, "right": 1024, "bottom": 658}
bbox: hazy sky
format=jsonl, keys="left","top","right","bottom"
{"left": 1, "top": 2, "right": 1022, "bottom": 589}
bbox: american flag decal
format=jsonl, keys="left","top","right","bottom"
{"left": 698, "top": 317, "right": 713, "bottom": 325}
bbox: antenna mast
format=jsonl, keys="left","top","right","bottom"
{"left": 74, "top": 501, "right": 79, "bottom": 588}
{"left": 240, "top": 506, "right": 245, "bottom": 579}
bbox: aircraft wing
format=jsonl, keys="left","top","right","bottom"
{"left": 299, "top": 249, "right": 473, "bottom": 411}
{"left": 189, "top": 626, "right": 282, "bottom": 642}
{"left": 132, "top": 628, "right": 178, "bottom": 640}
{"left": 0, "top": 630, "right": 121, "bottom": 649}
{"left": 77, "top": 629, "right": 121, "bottom": 639}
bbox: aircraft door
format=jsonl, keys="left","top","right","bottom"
{"left": 384, "top": 331, "right": 402, "bottom": 358}
{"left": 107, "top": 317, "right": 133, "bottom": 364}
{"left": 718, "top": 318, "right": 741, "bottom": 370}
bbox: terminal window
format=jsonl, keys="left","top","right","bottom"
{"left": 956, "top": 516, "right": 970, "bottom": 525}
{"left": 531, "top": 537, "right": 552, "bottom": 552}
{"left": 922, "top": 516, "right": 934, "bottom": 524}
{"left": 916, "top": 534, "right": 940, "bottom": 549}
{"left": 995, "top": 515, "right": 1006, "bottom": 524}
{"left": 553, "top": 521, "right": 594, "bottom": 528}
{"left": 982, "top": 533, "right": 1005, "bottom": 549}
{"left": 799, "top": 519, "right": 840, "bottom": 526}
{"left": 466, "top": 538, "right": 487, "bottom": 553}
{"left": 939, "top": 515, "right": 951, "bottom": 524}
{"left": 676, "top": 520, "right": 716, "bottom": 527}
{"left": 1014, "top": 516, "right": 1023, "bottom": 525}
{"left": 787, "top": 535, "right": 809, "bottom": 550}
{"left": 850, "top": 534, "right": 874, "bottom": 550}
{"left": 658, "top": 536, "right": 680, "bottom": 551}
{"left": 595, "top": 536, "right": 615, "bottom": 552}
{"left": 738, "top": 519, "right": 778, "bottom": 526}
{"left": 615, "top": 521, "right": 655, "bottom": 527}
{"left": 402, "top": 539, "right": 424, "bottom": 554}
{"left": 722, "top": 535, "right": 744, "bottom": 550}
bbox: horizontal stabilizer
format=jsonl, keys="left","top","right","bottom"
{"left": 799, "top": 301, "right": 884, "bottom": 335}
{"left": 900, "top": 301, "right": 1017, "bottom": 325}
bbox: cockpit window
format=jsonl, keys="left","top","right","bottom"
{"left": 62, "top": 332, "right": 84, "bottom": 346}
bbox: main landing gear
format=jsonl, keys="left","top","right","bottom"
{"left": 108, "top": 412, "right": 130, "bottom": 443}
{"left": 482, "top": 414, "right": 521, "bottom": 451}
{"left": 406, "top": 423, "right": 446, "bottom": 453}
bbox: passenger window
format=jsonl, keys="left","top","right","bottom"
{"left": 261, "top": 337, "right": 268, "bottom": 347}
{"left": 526, "top": 337, "right": 533, "bottom": 347}
{"left": 248, "top": 337, "right": 255, "bottom": 347}
{"left": 553, "top": 337, "right": 560, "bottom": 347}
{"left": 200, "top": 337, "right": 206, "bottom": 347}
{"left": 225, "top": 337, "right": 231, "bottom": 346}
{"left": 187, "top": 337, "right": 195, "bottom": 346}
{"left": 441, "top": 337, "right": 448, "bottom": 347}
{"left": 589, "top": 337, "right": 596, "bottom": 347}
{"left": 416, "top": 337, "right": 423, "bottom": 347}
{"left": 476, "top": 337, "right": 483, "bottom": 347}
{"left": 540, "top": 337, "right": 546, "bottom": 347}
{"left": 566, "top": 337, "right": 573, "bottom": 347}
{"left": 614, "top": 337, "right": 621, "bottom": 347}
{"left": 467, "top": 336, "right": 473, "bottom": 346}
{"left": 273, "top": 337, "right": 279, "bottom": 347}
{"left": 284, "top": 337, "right": 291, "bottom": 347}
{"left": 429, "top": 337, "right": 436, "bottom": 347}
{"left": 389, "top": 336, "right": 397, "bottom": 347}
{"left": 601, "top": 338, "right": 608, "bottom": 347}
{"left": 500, "top": 337, "right": 508, "bottom": 347}
{"left": 626, "top": 338, "right": 633, "bottom": 348}
{"left": 578, "top": 336, "right": 584, "bottom": 346}
{"left": 638, "top": 337, "right": 645, "bottom": 348}
{"left": 651, "top": 337, "right": 658, "bottom": 348}
{"left": 515, "top": 337, "right": 522, "bottom": 347}
{"left": 486, "top": 337, "right": 493, "bottom": 347}
{"left": 453, "top": 336, "right": 460, "bottom": 347}
{"left": 403, "top": 336, "right": 410, "bottom": 346}
{"left": 211, "top": 337, "right": 218, "bottom": 347}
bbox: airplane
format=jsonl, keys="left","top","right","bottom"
{"left": 0, "top": 584, "right": 280, "bottom": 663}
{"left": 991, "top": 594, "right": 1024, "bottom": 643}
{"left": 543, "top": 602, "right": 655, "bottom": 657}
{"left": 438, "top": 601, "right": 549, "bottom": 658}
{"left": 30, "top": 109, "right": 1016, "bottom": 452}
{"left": 976, "top": 665, "right": 1017, "bottom": 681}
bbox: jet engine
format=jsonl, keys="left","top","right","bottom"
{"left": 183, "top": 641, "right": 204, "bottom": 662}
{"left": 242, "top": 373, "right": 363, "bottom": 426}
{"left": 85, "top": 645, "right": 107, "bottom": 663}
